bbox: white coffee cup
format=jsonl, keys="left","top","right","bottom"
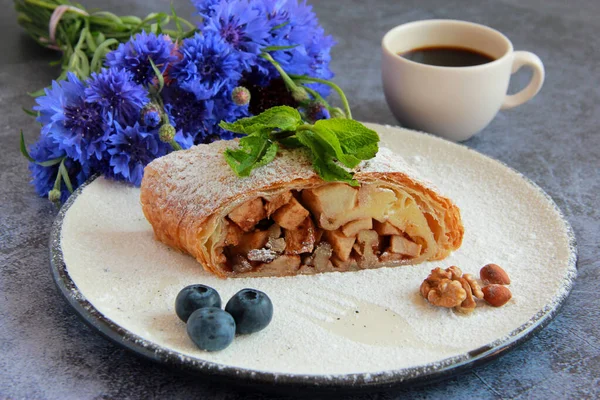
{"left": 381, "top": 20, "right": 545, "bottom": 141}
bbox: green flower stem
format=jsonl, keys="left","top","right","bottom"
{"left": 169, "top": 140, "right": 182, "bottom": 151}
{"left": 302, "top": 86, "right": 325, "bottom": 103}
{"left": 52, "top": 165, "right": 62, "bottom": 191}
{"left": 260, "top": 53, "right": 300, "bottom": 93}
{"left": 290, "top": 74, "right": 352, "bottom": 119}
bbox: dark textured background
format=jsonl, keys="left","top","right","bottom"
{"left": 1, "top": 0, "right": 598, "bottom": 398}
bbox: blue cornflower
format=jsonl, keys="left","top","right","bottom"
{"left": 28, "top": 135, "right": 89, "bottom": 203}
{"left": 85, "top": 67, "right": 149, "bottom": 126}
{"left": 174, "top": 129, "right": 196, "bottom": 149}
{"left": 162, "top": 86, "right": 214, "bottom": 143}
{"left": 191, "top": 0, "right": 220, "bottom": 17}
{"left": 169, "top": 32, "right": 242, "bottom": 100}
{"left": 252, "top": 0, "right": 335, "bottom": 97}
{"left": 34, "top": 72, "right": 111, "bottom": 163}
{"left": 106, "top": 123, "right": 168, "bottom": 186}
{"left": 105, "top": 32, "right": 176, "bottom": 86}
{"left": 202, "top": 0, "right": 271, "bottom": 70}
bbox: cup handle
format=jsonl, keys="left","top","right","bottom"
{"left": 501, "top": 51, "right": 545, "bottom": 110}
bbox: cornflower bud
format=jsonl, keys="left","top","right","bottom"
{"left": 231, "top": 86, "right": 251, "bottom": 106}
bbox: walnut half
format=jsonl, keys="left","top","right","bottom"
{"left": 420, "top": 266, "right": 483, "bottom": 313}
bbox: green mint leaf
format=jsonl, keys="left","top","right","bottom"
{"left": 256, "top": 141, "right": 278, "bottom": 168}
{"left": 224, "top": 134, "right": 273, "bottom": 177}
{"left": 278, "top": 136, "right": 303, "bottom": 148}
{"left": 20, "top": 130, "right": 35, "bottom": 162}
{"left": 310, "top": 125, "right": 361, "bottom": 168}
{"left": 314, "top": 119, "right": 379, "bottom": 161}
{"left": 219, "top": 106, "right": 302, "bottom": 135}
{"left": 296, "top": 130, "right": 358, "bottom": 186}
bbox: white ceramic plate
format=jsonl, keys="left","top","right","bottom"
{"left": 51, "top": 124, "right": 576, "bottom": 391}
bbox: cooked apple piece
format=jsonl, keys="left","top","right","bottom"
{"left": 284, "top": 217, "right": 316, "bottom": 254}
{"left": 331, "top": 255, "right": 359, "bottom": 271}
{"left": 323, "top": 229, "right": 356, "bottom": 261}
{"left": 373, "top": 220, "right": 403, "bottom": 236}
{"left": 266, "top": 237, "right": 286, "bottom": 253}
{"left": 264, "top": 191, "right": 293, "bottom": 217}
{"left": 224, "top": 220, "right": 244, "bottom": 246}
{"left": 234, "top": 230, "right": 270, "bottom": 255}
{"left": 341, "top": 218, "right": 372, "bottom": 237}
{"left": 355, "top": 230, "right": 379, "bottom": 267}
{"left": 228, "top": 198, "right": 266, "bottom": 232}
{"left": 304, "top": 242, "right": 333, "bottom": 271}
{"left": 379, "top": 252, "right": 404, "bottom": 263}
{"left": 267, "top": 223, "right": 282, "bottom": 239}
{"left": 272, "top": 196, "right": 310, "bottom": 230}
{"left": 389, "top": 235, "right": 422, "bottom": 257}
{"left": 257, "top": 255, "right": 301, "bottom": 274}
{"left": 301, "top": 183, "right": 358, "bottom": 228}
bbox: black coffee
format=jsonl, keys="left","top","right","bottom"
{"left": 399, "top": 46, "right": 495, "bottom": 67}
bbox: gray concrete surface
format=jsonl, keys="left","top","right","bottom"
{"left": 1, "top": 0, "right": 598, "bottom": 398}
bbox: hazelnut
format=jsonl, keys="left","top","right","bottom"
{"left": 480, "top": 264, "right": 511, "bottom": 285}
{"left": 482, "top": 284, "right": 512, "bottom": 307}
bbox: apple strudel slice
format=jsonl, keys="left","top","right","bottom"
{"left": 140, "top": 140, "right": 463, "bottom": 278}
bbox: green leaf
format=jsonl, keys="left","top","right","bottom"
{"left": 90, "top": 39, "right": 118, "bottom": 73}
{"left": 22, "top": 107, "right": 38, "bottom": 117}
{"left": 28, "top": 88, "right": 47, "bottom": 98}
{"left": 19, "top": 130, "right": 35, "bottom": 162}
{"left": 314, "top": 119, "right": 379, "bottom": 161}
{"left": 263, "top": 44, "right": 298, "bottom": 52}
{"left": 309, "top": 125, "right": 361, "bottom": 169}
{"left": 148, "top": 57, "right": 164, "bottom": 93}
{"left": 37, "top": 157, "right": 64, "bottom": 167}
{"left": 219, "top": 106, "right": 302, "bottom": 135}
{"left": 279, "top": 137, "right": 303, "bottom": 148}
{"left": 296, "top": 130, "right": 358, "bottom": 186}
{"left": 171, "top": 4, "right": 183, "bottom": 36}
{"left": 59, "top": 160, "right": 74, "bottom": 193}
{"left": 224, "top": 135, "right": 273, "bottom": 177}
{"left": 256, "top": 141, "right": 278, "bottom": 168}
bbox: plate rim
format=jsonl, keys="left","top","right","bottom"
{"left": 49, "top": 126, "right": 578, "bottom": 391}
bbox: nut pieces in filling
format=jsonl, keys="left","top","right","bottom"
{"left": 420, "top": 264, "right": 511, "bottom": 314}
{"left": 221, "top": 183, "right": 427, "bottom": 275}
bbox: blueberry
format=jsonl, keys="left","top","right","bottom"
{"left": 186, "top": 307, "right": 236, "bottom": 352}
{"left": 175, "top": 284, "right": 221, "bottom": 322}
{"left": 225, "top": 289, "right": 273, "bottom": 334}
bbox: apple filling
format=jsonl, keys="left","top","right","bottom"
{"left": 213, "top": 182, "right": 439, "bottom": 276}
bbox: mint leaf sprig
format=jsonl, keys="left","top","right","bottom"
{"left": 220, "top": 106, "right": 379, "bottom": 186}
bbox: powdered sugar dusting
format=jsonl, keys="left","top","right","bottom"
{"left": 59, "top": 124, "right": 576, "bottom": 377}
{"left": 144, "top": 139, "right": 442, "bottom": 221}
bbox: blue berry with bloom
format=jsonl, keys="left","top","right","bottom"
{"left": 85, "top": 67, "right": 149, "bottom": 126}
{"left": 169, "top": 31, "right": 242, "bottom": 100}
{"left": 34, "top": 72, "right": 111, "bottom": 163}
{"left": 106, "top": 123, "right": 168, "bottom": 186}
{"left": 201, "top": 0, "right": 271, "bottom": 70}
{"left": 105, "top": 32, "right": 177, "bottom": 86}
{"left": 28, "top": 135, "right": 89, "bottom": 203}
